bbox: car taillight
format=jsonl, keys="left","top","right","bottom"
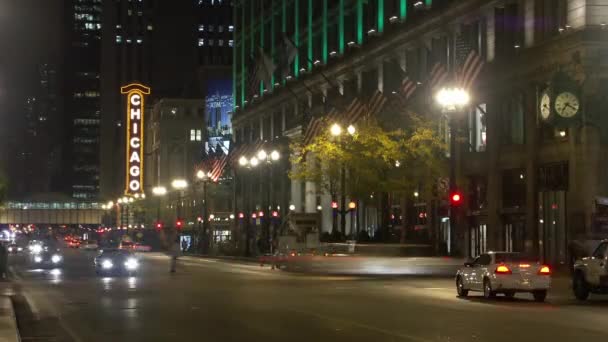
{"left": 538, "top": 265, "right": 551, "bottom": 275}
{"left": 519, "top": 263, "right": 531, "bottom": 268}
{"left": 495, "top": 265, "right": 512, "bottom": 274}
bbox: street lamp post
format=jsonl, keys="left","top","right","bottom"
{"left": 152, "top": 186, "right": 167, "bottom": 227}
{"left": 196, "top": 170, "right": 212, "bottom": 253}
{"left": 436, "top": 87, "right": 470, "bottom": 256}
{"left": 171, "top": 179, "right": 188, "bottom": 227}
{"left": 331, "top": 123, "right": 356, "bottom": 237}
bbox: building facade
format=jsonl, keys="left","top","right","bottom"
{"left": 232, "top": 0, "right": 608, "bottom": 263}
{"left": 65, "top": 0, "right": 103, "bottom": 200}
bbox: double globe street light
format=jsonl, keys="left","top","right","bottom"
{"left": 330, "top": 123, "right": 356, "bottom": 236}
{"left": 238, "top": 148, "right": 281, "bottom": 255}
{"left": 435, "top": 87, "right": 470, "bottom": 256}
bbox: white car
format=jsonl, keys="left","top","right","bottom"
{"left": 132, "top": 243, "right": 152, "bottom": 252}
{"left": 81, "top": 240, "right": 99, "bottom": 250}
{"left": 455, "top": 252, "right": 551, "bottom": 302}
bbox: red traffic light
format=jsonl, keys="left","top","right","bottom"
{"left": 450, "top": 192, "right": 462, "bottom": 205}
{"left": 331, "top": 201, "right": 339, "bottom": 209}
{"left": 271, "top": 211, "right": 279, "bottom": 217}
{"left": 176, "top": 220, "right": 183, "bottom": 229}
{"left": 155, "top": 222, "right": 163, "bottom": 230}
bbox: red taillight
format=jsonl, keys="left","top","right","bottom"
{"left": 495, "top": 265, "right": 512, "bottom": 274}
{"left": 538, "top": 265, "right": 551, "bottom": 275}
{"left": 519, "top": 264, "right": 531, "bottom": 268}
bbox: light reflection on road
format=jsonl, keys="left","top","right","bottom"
{"left": 102, "top": 277, "right": 113, "bottom": 291}
{"left": 127, "top": 276, "right": 137, "bottom": 289}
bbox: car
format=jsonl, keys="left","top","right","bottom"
{"left": 81, "top": 240, "right": 99, "bottom": 250}
{"left": 572, "top": 239, "right": 608, "bottom": 300}
{"left": 118, "top": 241, "right": 134, "bottom": 250}
{"left": 67, "top": 240, "right": 81, "bottom": 248}
{"left": 455, "top": 251, "right": 551, "bottom": 302}
{"left": 31, "top": 249, "right": 63, "bottom": 268}
{"left": 132, "top": 243, "right": 152, "bottom": 252}
{"left": 28, "top": 240, "right": 44, "bottom": 254}
{"left": 94, "top": 249, "right": 139, "bottom": 276}
{"left": 7, "top": 244, "right": 24, "bottom": 254}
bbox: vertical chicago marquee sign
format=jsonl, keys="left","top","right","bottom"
{"left": 120, "top": 83, "right": 151, "bottom": 196}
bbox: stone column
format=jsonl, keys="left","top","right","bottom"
{"left": 290, "top": 157, "right": 303, "bottom": 212}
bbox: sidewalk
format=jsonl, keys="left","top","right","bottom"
{"left": 0, "top": 278, "right": 20, "bottom": 342}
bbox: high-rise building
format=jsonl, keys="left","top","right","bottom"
{"left": 196, "top": 0, "right": 234, "bottom": 154}
{"left": 65, "top": 0, "right": 103, "bottom": 199}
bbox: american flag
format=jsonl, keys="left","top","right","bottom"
{"left": 427, "top": 62, "right": 449, "bottom": 91}
{"left": 455, "top": 32, "right": 484, "bottom": 90}
{"left": 400, "top": 77, "right": 417, "bottom": 99}
{"left": 302, "top": 108, "right": 338, "bottom": 146}
{"left": 209, "top": 154, "right": 229, "bottom": 182}
{"left": 366, "top": 90, "right": 388, "bottom": 118}
{"left": 341, "top": 98, "right": 366, "bottom": 126}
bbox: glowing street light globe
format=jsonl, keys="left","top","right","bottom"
{"left": 347, "top": 125, "right": 356, "bottom": 135}
{"left": 270, "top": 150, "right": 280, "bottom": 161}
{"left": 196, "top": 170, "right": 206, "bottom": 179}
{"left": 330, "top": 123, "right": 342, "bottom": 136}
{"left": 436, "top": 88, "right": 470, "bottom": 110}
{"left": 238, "top": 156, "right": 248, "bottom": 166}
{"left": 249, "top": 157, "right": 259, "bottom": 167}
{"left": 257, "top": 150, "right": 267, "bottom": 160}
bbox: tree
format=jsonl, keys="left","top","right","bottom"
{"left": 291, "top": 110, "right": 447, "bottom": 238}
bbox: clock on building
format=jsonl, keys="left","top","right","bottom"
{"left": 539, "top": 89, "right": 552, "bottom": 121}
{"left": 554, "top": 91, "right": 580, "bottom": 118}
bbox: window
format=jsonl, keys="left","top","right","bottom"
{"left": 208, "top": 25, "right": 214, "bottom": 32}
{"left": 218, "top": 39, "right": 224, "bottom": 46}
{"left": 147, "top": 24, "right": 153, "bottom": 31}
{"left": 198, "top": 38, "right": 205, "bottom": 47}
{"left": 477, "top": 254, "right": 491, "bottom": 265}
{"left": 228, "top": 25, "right": 234, "bottom": 32}
{"left": 593, "top": 243, "right": 608, "bottom": 258}
{"left": 218, "top": 25, "right": 223, "bottom": 32}
{"left": 136, "top": 38, "right": 143, "bottom": 44}
{"left": 228, "top": 39, "right": 234, "bottom": 47}
{"left": 502, "top": 94, "right": 525, "bottom": 145}
{"left": 469, "top": 103, "right": 487, "bottom": 152}
{"left": 198, "top": 24, "right": 205, "bottom": 32}
{"left": 190, "top": 129, "right": 202, "bottom": 141}
{"left": 116, "top": 35, "right": 123, "bottom": 43}
{"left": 503, "top": 169, "right": 526, "bottom": 208}
{"left": 128, "top": 9, "right": 132, "bottom": 15}
{"left": 208, "top": 39, "right": 214, "bottom": 46}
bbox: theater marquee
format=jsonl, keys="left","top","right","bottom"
{"left": 120, "top": 83, "right": 151, "bottom": 196}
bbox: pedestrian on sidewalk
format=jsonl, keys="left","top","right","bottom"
{"left": 170, "top": 236, "right": 181, "bottom": 273}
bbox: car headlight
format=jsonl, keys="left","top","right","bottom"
{"left": 31, "top": 245, "right": 42, "bottom": 254}
{"left": 102, "top": 260, "right": 113, "bottom": 269}
{"left": 51, "top": 255, "right": 62, "bottom": 263}
{"left": 124, "top": 258, "right": 139, "bottom": 270}
{"left": 34, "top": 256, "right": 42, "bottom": 263}
{"left": 17, "top": 247, "right": 22, "bottom": 251}
{"left": 7, "top": 247, "right": 12, "bottom": 252}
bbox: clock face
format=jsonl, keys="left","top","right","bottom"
{"left": 554, "top": 91, "right": 580, "bottom": 118}
{"left": 540, "top": 92, "right": 551, "bottom": 120}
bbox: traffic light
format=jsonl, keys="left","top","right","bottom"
{"left": 155, "top": 222, "right": 163, "bottom": 231}
{"left": 176, "top": 220, "right": 183, "bottom": 230}
{"left": 331, "top": 201, "right": 339, "bottom": 209}
{"left": 450, "top": 192, "right": 463, "bottom": 206}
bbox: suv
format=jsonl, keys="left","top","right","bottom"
{"left": 573, "top": 239, "right": 608, "bottom": 300}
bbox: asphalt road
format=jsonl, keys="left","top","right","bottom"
{"left": 7, "top": 248, "right": 608, "bottom": 342}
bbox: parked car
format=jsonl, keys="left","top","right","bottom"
{"left": 572, "top": 239, "right": 608, "bottom": 300}
{"left": 132, "top": 243, "right": 152, "bottom": 252}
{"left": 455, "top": 252, "right": 551, "bottom": 302}
{"left": 81, "top": 240, "right": 99, "bottom": 250}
